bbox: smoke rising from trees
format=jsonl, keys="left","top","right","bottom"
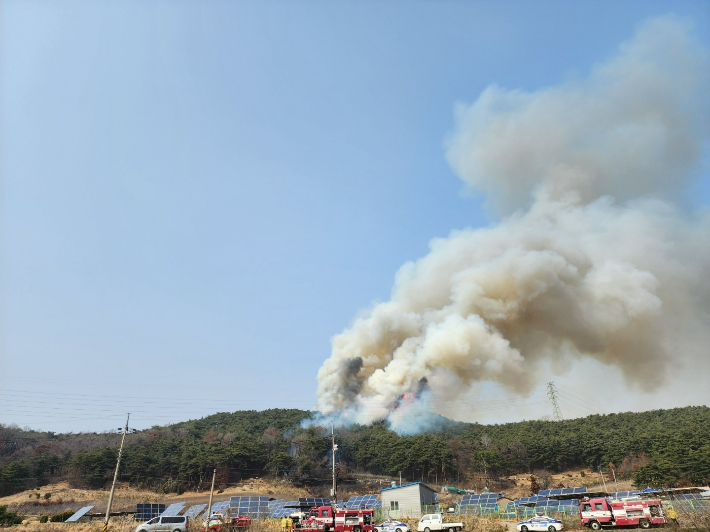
{"left": 313, "top": 16, "right": 710, "bottom": 434}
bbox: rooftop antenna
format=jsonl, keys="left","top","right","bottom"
{"left": 547, "top": 382, "right": 563, "bottom": 421}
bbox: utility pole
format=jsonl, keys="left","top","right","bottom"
{"left": 547, "top": 382, "right": 563, "bottom": 421}
{"left": 399, "top": 471, "right": 402, "bottom": 487}
{"left": 206, "top": 469, "right": 217, "bottom": 518}
{"left": 104, "top": 414, "right": 130, "bottom": 532}
{"left": 331, "top": 425, "right": 338, "bottom": 502}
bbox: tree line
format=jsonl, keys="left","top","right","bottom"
{"left": 1, "top": 406, "right": 708, "bottom": 496}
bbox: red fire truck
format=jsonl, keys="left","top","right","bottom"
{"left": 579, "top": 497, "right": 666, "bottom": 529}
{"left": 298, "top": 505, "right": 374, "bottom": 532}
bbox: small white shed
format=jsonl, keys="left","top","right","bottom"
{"left": 380, "top": 482, "right": 437, "bottom": 518}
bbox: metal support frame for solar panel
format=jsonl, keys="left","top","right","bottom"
{"left": 161, "top": 503, "right": 186, "bottom": 516}
{"left": 184, "top": 505, "right": 208, "bottom": 520}
{"left": 66, "top": 506, "right": 95, "bottom": 523}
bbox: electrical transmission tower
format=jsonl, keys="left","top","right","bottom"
{"left": 547, "top": 381, "right": 563, "bottom": 421}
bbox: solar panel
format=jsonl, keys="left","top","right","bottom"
{"left": 538, "top": 490, "right": 551, "bottom": 497}
{"left": 573, "top": 487, "right": 587, "bottom": 494}
{"left": 228, "top": 497, "right": 270, "bottom": 518}
{"left": 136, "top": 504, "right": 167, "bottom": 521}
{"left": 561, "top": 488, "right": 574, "bottom": 495}
{"left": 161, "top": 503, "right": 186, "bottom": 516}
{"left": 208, "top": 501, "right": 230, "bottom": 516}
{"left": 66, "top": 506, "right": 94, "bottom": 523}
{"left": 184, "top": 505, "right": 207, "bottom": 519}
{"left": 297, "top": 498, "right": 331, "bottom": 507}
{"left": 346, "top": 494, "right": 378, "bottom": 509}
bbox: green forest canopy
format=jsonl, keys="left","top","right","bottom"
{"left": 1, "top": 406, "right": 708, "bottom": 496}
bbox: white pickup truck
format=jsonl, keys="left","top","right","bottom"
{"left": 417, "top": 514, "right": 464, "bottom": 532}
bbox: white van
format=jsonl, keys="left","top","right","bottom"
{"left": 135, "top": 515, "right": 189, "bottom": 532}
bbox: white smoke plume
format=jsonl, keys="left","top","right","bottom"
{"left": 312, "top": 16, "right": 710, "bottom": 433}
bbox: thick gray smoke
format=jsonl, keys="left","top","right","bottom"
{"left": 313, "top": 16, "right": 710, "bottom": 433}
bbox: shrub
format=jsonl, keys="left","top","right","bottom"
{"left": 40, "top": 515, "right": 49, "bottom": 523}
{"left": 49, "top": 509, "right": 74, "bottom": 522}
{"left": 43, "top": 493, "right": 52, "bottom": 500}
{"left": 0, "top": 505, "right": 23, "bottom": 526}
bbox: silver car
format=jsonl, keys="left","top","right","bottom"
{"left": 135, "top": 515, "right": 189, "bottom": 532}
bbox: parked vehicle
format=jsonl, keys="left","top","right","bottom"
{"left": 298, "top": 505, "right": 374, "bottom": 532}
{"left": 579, "top": 497, "right": 666, "bottom": 530}
{"left": 375, "top": 519, "right": 410, "bottom": 532}
{"left": 136, "top": 515, "right": 189, "bottom": 532}
{"left": 416, "top": 514, "right": 464, "bottom": 532}
{"left": 202, "top": 513, "right": 251, "bottom": 532}
{"left": 516, "top": 515, "right": 563, "bottom": 532}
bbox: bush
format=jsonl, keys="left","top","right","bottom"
{"left": 43, "top": 493, "right": 52, "bottom": 500}
{"left": 49, "top": 509, "right": 74, "bottom": 522}
{"left": 40, "top": 515, "right": 49, "bottom": 523}
{"left": 0, "top": 505, "right": 23, "bottom": 526}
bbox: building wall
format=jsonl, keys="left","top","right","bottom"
{"left": 381, "top": 484, "right": 437, "bottom": 519}
{"left": 418, "top": 485, "right": 437, "bottom": 507}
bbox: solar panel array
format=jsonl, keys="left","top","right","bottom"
{"left": 66, "top": 506, "right": 94, "bottom": 523}
{"left": 208, "top": 501, "right": 230, "bottom": 516}
{"left": 459, "top": 493, "right": 499, "bottom": 515}
{"left": 271, "top": 501, "right": 297, "bottom": 518}
{"left": 460, "top": 493, "right": 499, "bottom": 504}
{"left": 539, "top": 487, "right": 586, "bottom": 497}
{"left": 136, "top": 504, "right": 167, "bottom": 521}
{"left": 373, "top": 501, "right": 382, "bottom": 509}
{"left": 295, "top": 498, "right": 332, "bottom": 508}
{"left": 229, "top": 496, "right": 271, "bottom": 518}
{"left": 184, "top": 504, "right": 207, "bottom": 520}
{"left": 610, "top": 491, "right": 640, "bottom": 499}
{"left": 345, "top": 495, "right": 379, "bottom": 508}
{"left": 672, "top": 493, "right": 703, "bottom": 500}
{"left": 161, "top": 503, "right": 185, "bottom": 516}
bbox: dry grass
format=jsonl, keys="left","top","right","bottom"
{"left": 674, "top": 507, "right": 710, "bottom": 530}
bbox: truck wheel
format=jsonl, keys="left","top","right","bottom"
{"left": 396, "top": 529, "right": 402, "bottom": 532}
{"left": 639, "top": 520, "right": 651, "bottom": 529}
{"left": 548, "top": 527, "right": 556, "bottom": 532}
{"left": 520, "top": 526, "right": 528, "bottom": 532}
{"left": 424, "top": 528, "right": 430, "bottom": 532}
{"left": 353, "top": 527, "right": 361, "bottom": 532}
{"left": 589, "top": 521, "right": 602, "bottom": 531}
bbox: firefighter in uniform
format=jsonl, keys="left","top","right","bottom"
{"left": 666, "top": 506, "right": 679, "bottom": 526}
{"left": 287, "top": 516, "right": 293, "bottom": 531}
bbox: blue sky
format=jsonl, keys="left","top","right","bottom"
{"left": 2, "top": 1, "right": 709, "bottom": 432}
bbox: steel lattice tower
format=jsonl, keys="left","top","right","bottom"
{"left": 547, "top": 381, "right": 563, "bottom": 421}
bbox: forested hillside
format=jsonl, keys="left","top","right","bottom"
{"left": 1, "top": 406, "right": 708, "bottom": 497}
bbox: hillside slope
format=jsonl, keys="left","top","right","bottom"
{"left": 2, "top": 406, "right": 708, "bottom": 497}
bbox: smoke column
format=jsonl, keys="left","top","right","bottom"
{"left": 313, "top": 16, "right": 710, "bottom": 433}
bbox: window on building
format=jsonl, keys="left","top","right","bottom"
{"left": 390, "top": 501, "right": 399, "bottom": 511}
